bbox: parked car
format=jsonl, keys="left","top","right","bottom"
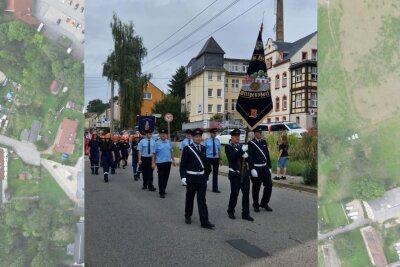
{"left": 56, "top": 18, "right": 61, "bottom": 25}
{"left": 80, "top": 6, "right": 84, "bottom": 13}
{"left": 74, "top": 3, "right": 79, "bottom": 9}
{"left": 258, "top": 122, "right": 307, "bottom": 138}
{"left": 216, "top": 129, "right": 245, "bottom": 145}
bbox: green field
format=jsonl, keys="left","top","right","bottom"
{"left": 318, "top": 202, "right": 348, "bottom": 233}
{"left": 334, "top": 229, "right": 373, "bottom": 267}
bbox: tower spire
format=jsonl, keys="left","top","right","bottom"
{"left": 276, "top": 0, "right": 284, "bottom": 41}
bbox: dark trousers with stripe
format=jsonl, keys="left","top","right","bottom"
{"left": 206, "top": 158, "right": 220, "bottom": 190}
{"left": 251, "top": 167, "right": 272, "bottom": 208}
{"left": 185, "top": 181, "right": 209, "bottom": 225}
{"left": 157, "top": 162, "right": 171, "bottom": 194}
{"left": 228, "top": 175, "right": 250, "bottom": 216}
{"left": 141, "top": 157, "right": 154, "bottom": 188}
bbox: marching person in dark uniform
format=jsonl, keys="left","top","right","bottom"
{"left": 225, "top": 128, "right": 254, "bottom": 221}
{"left": 88, "top": 131, "right": 101, "bottom": 175}
{"left": 111, "top": 134, "right": 121, "bottom": 175}
{"left": 154, "top": 129, "right": 176, "bottom": 198}
{"left": 204, "top": 128, "right": 222, "bottom": 193}
{"left": 138, "top": 129, "right": 156, "bottom": 191}
{"left": 248, "top": 126, "right": 273, "bottom": 212}
{"left": 100, "top": 133, "right": 115, "bottom": 183}
{"left": 120, "top": 135, "right": 130, "bottom": 169}
{"left": 180, "top": 128, "right": 214, "bottom": 229}
{"left": 131, "top": 132, "right": 140, "bottom": 180}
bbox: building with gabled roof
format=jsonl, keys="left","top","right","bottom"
{"left": 54, "top": 118, "right": 79, "bottom": 155}
{"left": 4, "top": 0, "right": 40, "bottom": 27}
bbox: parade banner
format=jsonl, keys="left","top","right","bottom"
{"left": 236, "top": 24, "right": 273, "bottom": 130}
{"left": 138, "top": 115, "right": 155, "bottom": 134}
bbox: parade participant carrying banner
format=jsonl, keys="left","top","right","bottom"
{"left": 236, "top": 23, "right": 272, "bottom": 130}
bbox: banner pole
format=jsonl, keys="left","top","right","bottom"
{"left": 241, "top": 127, "right": 249, "bottom": 175}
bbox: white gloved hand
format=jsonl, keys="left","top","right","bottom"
{"left": 181, "top": 178, "right": 187, "bottom": 185}
{"left": 242, "top": 152, "right": 248, "bottom": 158}
{"left": 251, "top": 169, "right": 258, "bottom": 177}
{"left": 242, "top": 144, "right": 248, "bottom": 152}
{"left": 269, "top": 168, "right": 272, "bottom": 174}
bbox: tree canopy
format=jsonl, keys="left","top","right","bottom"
{"left": 352, "top": 176, "right": 385, "bottom": 200}
{"left": 152, "top": 94, "right": 188, "bottom": 133}
{"left": 168, "top": 66, "right": 187, "bottom": 99}
{"left": 86, "top": 99, "right": 108, "bottom": 114}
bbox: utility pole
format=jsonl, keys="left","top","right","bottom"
{"left": 110, "top": 80, "right": 114, "bottom": 132}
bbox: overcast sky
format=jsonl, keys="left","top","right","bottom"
{"left": 84, "top": 0, "right": 317, "bottom": 108}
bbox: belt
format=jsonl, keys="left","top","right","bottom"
{"left": 229, "top": 168, "right": 240, "bottom": 173}
{"left": 254, "top": 163, "right": 267, "bottom": 167}
{"left": 187, "top": 170, "right": 205, "bottom": 175}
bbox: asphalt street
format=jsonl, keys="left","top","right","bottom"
{"left": 0, "top": 135, "right": 41, "bottom": 166}
{"left": 85, "top": 159, "right": 317, "bottom": 267}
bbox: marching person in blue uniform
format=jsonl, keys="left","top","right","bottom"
{"left": 154, "top": 129, "right": 176, "bottom": 198}
{"left": 138, "top": 129, "right": 156, "bottom": 191}
{"left": 100, "top": 133, "right": 115, "bottom": 183}
{"left": 131, "top": 132, "right": 140, "bottom": 180}
{"left": 248, "top": 126, "right": 273, "bottom": 212}
{"left": 180, "top": 128, "right": 215, "bottom": 229}
{"left": 120, "top": 136, "right": 130, "bottom": 169}
{"left": 88, "top": 131, "right": 101, "bottom": 175}
{"left": 204, "top": 128, "right": 222, "bottom": 193}
{"left": 111, "top": 134, "right": 121, "bottom": 175}
{"left": 225, "top": 128, "right": 254, "bottom": 221}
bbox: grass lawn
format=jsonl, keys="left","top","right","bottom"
{"left": 39, "top": 168, "right": 72, "bottom": 206}
{"left": 334, "top": 229, "right": 373, "bottom": 267}
{"left": 7, "top": 157, "right": 38, "bottom": 197}
{"left": 318, "top": 202, "right": 348, "bottom": 233}
{"left": 383, "top": 224, "right": 400, "bottom": 263}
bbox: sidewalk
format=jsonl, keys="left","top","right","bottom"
{"left": 174, "top": 157, "right": 317, "bottom": 194}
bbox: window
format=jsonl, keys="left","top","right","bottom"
{"left": 225, "top": 99, "right": 228, "bottom": 110}
{"left": 187, "top": 101, "right": 191, "bottom": 112}
{"left": 275, "top": 117, "right": 279, "bottom": 122}
{"left": 232, "top": 79, "right": 239, "bottom": 91}
{"left": 311, "top": 49, "right": 318, "bottom": 61}
{"left": 198, "top": 104, "right": 202, "bottom": 113}
{"left": 187, "top": 66, "right": 192, "bottom": 76}
{"left": 296, "top": 94, "right": 302, "bottom": 108}
{"left": 208, "top": 88, "right": 213, "bottom": 97}
{"left": 266, "top": 57, "right": 272, "bottom": 68}
{"left": 295, "top": 69, "right": 302, "bottom": 82}
{"left": 208, "top": 104, "right": 213, "bottom": 113}
{"left": 232, "top": 65, "right": 239, "bottom": 72}
{"left": 208, "top": 72, "right": 213, "bottom": 80}
{"left": 225, "top": 79, "right": 228, "bottom": 91}
{"left": 267, "top": 118, "right": 271, "bottom": 123}
{"left": 217, "top": 72, "right": 222, "bottom": 81}
{"left": 217, "top": 89, "right": 222, "bottom": 97}
{"left": 282, "top": 72, "right": 287, "bottom": 87}
{"left": 186, "top": 82, "right": 191, "bottom": 96}
{"left": 302, "top": 52, "right": 308, "bottom": 60}
{"left": 223, "top": 64, "right": 228, "bottom": 70}
{"left": 282, "top": 116, "right": 286, "bottom": 121}
{"left": 311, "top": 67, "right": 318, "bottom": 80}
{"left": 311, "top": 93, "right": 317, "bottom": 107}
{"left": 275, "top": 74, "right": 280, "bottom": 89}
{"left": 275, "top": 97, "right": 280, "bottom": 111}
{"left": 242, "top": 64, "right": 248, "bottom": 72}
{"left": 231, "top": 99, "right": 237, "bottom": 111}
{"left": 296, "top": 116, "right": 300, "bottom": 125}
{"left": 312, "top": 117, "right": 317, "bottom": 128}
{"left": 217, "top": 105, "right": 222, "bottom": 113}
{"left": 282, "top": 95, "right": 287, "bottom": 110}
{"left": 143, "top": 92, "right": 152, "bottom": 99}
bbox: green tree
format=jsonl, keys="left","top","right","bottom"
{"left": 7, "top": 20, "right": 35, "bottom": 42}
{"left": 108, "top": 13, "right": 150, "bottom": 128}
{"left": 0, "top": 0, "right": 7, "bottom": 12}
{"left": 152, "top": 95, "right": 188, "bottom": 133}
{"left": 352, "top": 176, "right": 385, "bottom": 200}
{"left": 168, "top": 66, "right": 187, "bottom": 98}
{"left": 86, "top": 99, "right": 108, "bottom": 114}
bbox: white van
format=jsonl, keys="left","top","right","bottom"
{"left": 37, "top": 23, "right": 44, "bottom": 32}
{"left": 258, "top": 122, "right": 307, "bottom": 138}
{"left": 66, "top": 47, "right": 72, "bottom": 54}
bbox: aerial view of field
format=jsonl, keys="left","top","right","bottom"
{"left": 318, "top": 0, "right": 400, "bottom": 266}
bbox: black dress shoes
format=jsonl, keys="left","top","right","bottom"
{"left": 201, "top": 223, "right": 215, "bottom": 229}
{"left": 254, "top": 207, "right": 260, "bottom": 213}
{"left": 242, "top": 215, "right": 254, "bottom": 221}
{"left": 185, "top": 217, "right": 191, "bottom": 224}
{"left": 213, "top": 189, "right": 221, "bottom": 193}
{"left": 228, "top": 212, "right": 236, "bottom": 219}
{"left": 261, "top": 204, "right": 273, "bottom": 212}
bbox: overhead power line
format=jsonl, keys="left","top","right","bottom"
{"left": 143, "top": 0, "right": 241, "bottom": 66}
{"left": 143, "top": 0, "right": 264, "bottom": 72}
{"left": 148, "top": 0, "right": 219, "bottom": 53}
